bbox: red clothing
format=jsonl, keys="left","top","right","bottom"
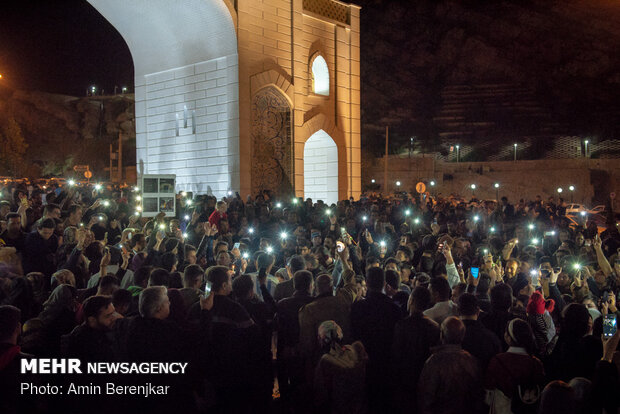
{"left": 208, "top": 210, "right": 227, "bottom": 231}
{"left": 485, "top": 349, "right": 544, "bottom": 398}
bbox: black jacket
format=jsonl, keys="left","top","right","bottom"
{"left": 63, "top": 323, "right": 115, "bottom": 362}
{"left": 350, "top": 290, "right": 402, "bottom": 385}
{"left": 276, "top": 291, "right": 314, "bottom": 350}
{"left": 22, "top": 230, "right": 58, "bottom": 279}
{"left": 461, "top": 319, "right": 502, "bottom": 370}
{"left": 392, "top": 312, "right": 440, "bottom": 412}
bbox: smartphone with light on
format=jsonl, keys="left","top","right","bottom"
{"left": 336, "top": 241, "right": 345, "bottom": 253}
{"left": 603, "top": 315, "right": 617, "bottom": 339}
{"left": 471, "top": 267, "right": 480, "bottom": 279}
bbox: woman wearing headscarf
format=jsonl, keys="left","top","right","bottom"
{"left": 313, "top": 320, "right": 368, "bottom": 414}
{"left": 38, "top": 284, "right": 78, "bottom": 355}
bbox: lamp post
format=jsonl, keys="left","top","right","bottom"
{"left": 569, "top": 185, "right": 575, "bottom": 203}
{"left": 584, "top": 140, "right": 589, "bottom": 158}
{"left": 513, "top": 143, "right": 517, "bottom": 161}
{"left": 494, "top": 183, "right": 500, "bottom": 201}
{"left": 557, "top": 187, "right": 563, "bottom": 194}
{"left": 430, "top": 180, "right": 436, "bottom": 197}
{"left": 456, "top": 145, "right": 460, "bottom": 163}
{"left": 470, "top": 184, "right": 476, "bottom": 197}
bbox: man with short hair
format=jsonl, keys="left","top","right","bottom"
{"left": 206, "top": 265, "right": 259, "bottom": 412}
{"left": 418, "top": 316, "right": 484, "bottom": 414}
{"left": 0, "top": 212, "right": 26, "bottom": 252}
{"left": 0, "top": 200, "right": 11, "bottom": 220}
{"left": 22, "top": 218, "right": 58, "bottom": 279}
{"left": 392, "top": 286, "right": 440, "bottom": 412}
{"left": 64, "top": 204, "right": 83, "bottom": 228}
{"left": 350, "top": 266, "right": 402, "bottom": 412}
{"left": 423, "top": 277, "right": 457, "bottom": 325}
{"left": 64, "top": 295, "right": 119, "bottom": 361}
{"left": 179, "top": 264, "right": 204, "bottom": 311}
{"left": 504, "top": 258, "right": 520, "bottom": 287}
{"left": 276, "top": 270, "right": 315, "bottom": 400}
{"left": 273, "top": 254, "right": 306, "bottom": 301}
{"left": 458, "top": 293, "right": 502, "bottom": 370}
{"left": 298, "top": 271, "right": 356, "bottom": 361}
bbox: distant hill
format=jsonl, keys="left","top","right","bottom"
{"left": 0, "top": 86, "right": 134, "bottom": 177}
{"left": 357, "top": 0, "right": 620, "bottom": 160}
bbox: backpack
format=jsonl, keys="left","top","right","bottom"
{"left": 496, "top": 357, "right": 540, "bottom": 414}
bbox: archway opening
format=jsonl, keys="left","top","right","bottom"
{"left": 304, "top": 129, "right": 338, "bottom": 204}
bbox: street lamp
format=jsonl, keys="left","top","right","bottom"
{"left": 494, "top": 183, "right": 500, "bottom": 201}
{"left": 396, "top": 181, "right": 401, "bottom": 188}
{"left": 569, "top": 185, "right": 575, "bottom": 203}
{"left": 513, "top": 143, "right": 517, "bottom": 161}
{"left": 371, "top": 179, "right": 375, "bottom": 184}
{"left": 456, "top": 145, "right": 460, "bottom": 163}
{"left": 470, "top": 184, "right": 476, "bottom": 197}
{"left": 584, "top": 140, "right": 589, "bottom": 158}
{"left": 557, "top": 187, "right": 563, "bottom": 194}
{"left": 430, "top": 180, "right": 436, "bottom": 187}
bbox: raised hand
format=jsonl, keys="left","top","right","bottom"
{"left": 100, "top": 248, "right": 111, "bottom": 268}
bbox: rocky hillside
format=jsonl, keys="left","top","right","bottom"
{"left": 358, "top": 0, "right": 620, "bottom": 160}
{"left": 0, "top": 86, "right": 134, "bottom": 177}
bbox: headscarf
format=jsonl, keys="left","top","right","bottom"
{"left": 38, "top": 284, "right": 77, "bottom": 325}
{"left": 318, "top": 320, "right": 343, "bottom": 349}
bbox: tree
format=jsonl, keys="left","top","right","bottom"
{"left": 0, "top": 117, "right": 28, "bottom": 176}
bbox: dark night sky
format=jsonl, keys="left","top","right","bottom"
{"left": 2, "top": 0, "right": 619, "bottom": 159}
{"left": 0, "top": 0, "right": 133, "bottom": 96}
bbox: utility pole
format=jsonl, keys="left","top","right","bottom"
{"left": 109, "top": 144, "right": 114, "bottom": 182}
{"left": 384, "top": 126, "right": 389, "bottom": 194}
{"left": 118, "top": 132, "right": 123, "bottom": 183}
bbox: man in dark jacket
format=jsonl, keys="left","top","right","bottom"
{"left": 232, "top": 274, "right": 275, "bottom": 412}
{"left": 458, "top": 293, "right": 501, "bottom": 370}
{"left": 350, "top": 267, "right": 402, "bottom": 413}
{"left": 63, "top": 295, "right": 119, "bottom": 362}
{"left": 480, "top": 283, "right": 521, "bottom": 350}
{"left": 206, "top": 266, "right": 257, "bottom": 412}
{"left": 418, "top": 316, "right": 484, "bottom": 414}
{"left": 392, "top": 286, "right": 440, "bottom": 413}
{"left": 0, "top": 213, "right": 26, "bottom": 253}
{"left": 22, "top": 218, "right": 58, "bottom": 281}
{"left": 273, "top": 254, "right": 306, "bottom": 302}
{"left": 276, "top": 270, "right": 314, "bottom": 402}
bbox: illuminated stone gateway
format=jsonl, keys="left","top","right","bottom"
{"left": 87, "top": 0, "right": 361, "bottom": 204}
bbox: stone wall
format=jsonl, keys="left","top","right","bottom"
{"left": 364, "top": 156, "right": 620, "bottom": 206}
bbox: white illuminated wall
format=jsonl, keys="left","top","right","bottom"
{"left": 304, "top": 130, "right": 338, "bottom": 205}
{"left": 138, "top": 56, "right": 239, "bottom": 195}
{"left": 87, "top": 0, "right": 239, "bottom": 197}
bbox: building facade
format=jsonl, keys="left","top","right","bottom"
{"left": 87, "top": 0, "right": 361, "bottom": 204}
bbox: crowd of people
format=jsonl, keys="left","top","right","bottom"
{"left": 0, "top": 181, "right": 619, "bottom": 414}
